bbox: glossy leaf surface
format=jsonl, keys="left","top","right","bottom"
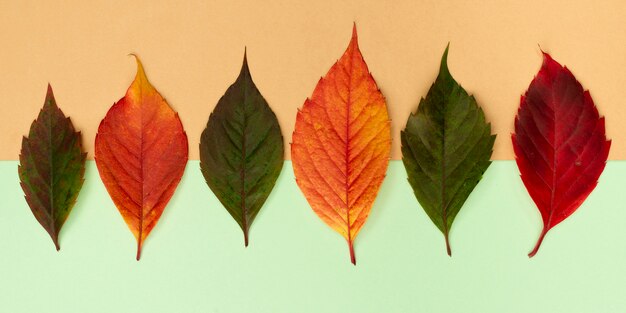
{"left": 200, "top": 52, "right": 284, "bottom": 246}
{"left": 401, "top": 46, "right": 495, "bottom": 256}
{"left": 291, "top": 25, "right": 391, "bottom": 265}
{"left": 512, "top": 52, "right": 610, "bottom": 257}
{"left": 95, "top": 56, "right": 188, "bottom": 260}
{"left": 18, "top": 85, "right": 86, "bottom": 250}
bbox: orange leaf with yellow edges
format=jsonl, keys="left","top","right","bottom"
{"left": 291, "top": 25, "right": 391, "bottom": 265}
{"left": 95, "top": 56, "right": 188, "bottom": 260}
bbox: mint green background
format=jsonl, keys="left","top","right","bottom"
{"left": 0, "top": 161, "right": 624, "bottom": 312}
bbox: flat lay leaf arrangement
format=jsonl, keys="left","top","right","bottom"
{"left": 200, "top": 52, "right": 284, "bottom": 247}
{"left": 18, "top": 85, "right": 86, "bottom": 250}
{"left": 291, "top": 25, "right": 392, "bottom": 265}
{"left": 401, "top": 46, "right": 495, "bottom": 256}
{"left": 512, "top": 52, "right": 610, "bottom": 257}
{"left": 10, "top": 26, "right": 614, "bottom": 261}
{"left": 95, "top": 56, "right": 188, "bottom": 260}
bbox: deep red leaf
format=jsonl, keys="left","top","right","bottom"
{"left": 512, "top": 52, "right": 610, "bottom": 257}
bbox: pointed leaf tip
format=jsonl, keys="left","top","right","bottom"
{"left": 240, "top": 49, "right": 250, "bottom": 77}
{"left": 349, "top": 23, "right": 359, "bottom": 49}
{"left": 129, "top": 54, "right": 149, "bottom": 87}
{"left": 439, "top": 44, "right": 451, "bottom": 76}
{"left": 541, "top": 50, "right": 552, "bottom": 61}
{"left": 46, "top": 83, "right": 54, "bottom": 97}
{"left": 44, "top": 84, "right": 57, "bottom": 108}
{"left": 539, "top": 50, "right": 562, "bottom": 75}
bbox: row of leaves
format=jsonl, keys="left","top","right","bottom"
{"left": 19, "top": 25, "right": 610, "bottom": 263}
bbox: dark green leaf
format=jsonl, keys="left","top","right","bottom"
{"left": 18, "top": 84, "right": 86, "bottom": 250}
{"left": 401, "top": 46, "right": 495, "bottom": 256}
{"left": 200, "top": 52, "right": 284, "bottom": 246}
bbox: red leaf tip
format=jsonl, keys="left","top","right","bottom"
{"left": 541, "top": 50, "right": 554, "bottom": 65}
{"left": 537, "top": 51, "right": 565, "bottom": 83}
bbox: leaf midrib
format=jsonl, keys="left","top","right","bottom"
{"left": 546, "top": 81, "right": 589, "bottom": 228}
{"left": 441, "top": 97, "right": 449, "bottom": 241}
{"left": 46, "top": 102, "right": 56, "bottom": 240}
{"left": 138, "top": 82, "right": 145, "bottom": 255}
{"left": 240, "top": 74, "right": 249, "bottom": 242}
{"left": 344, "top": 49, "right": 354, "bottom": 246}
{"left": 547, "top": 91, "right": 557, "bottom": 231}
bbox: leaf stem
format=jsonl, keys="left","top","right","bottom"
{"left": 444, "top": 231, "right": 452, "bottom": 256}
{"left": 136, "top": 240, "right": 142, "bottom": 261}
{"left": 349, "top": 240, "right": 356, "bottom": 265}
{"left": 528, "top": 226, "right": 548, "bottom": 258}
{"left": 244, "top": 230, "right": 249, "bottom": 247}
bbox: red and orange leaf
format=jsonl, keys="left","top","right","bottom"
{"left": 95, "top": 56, "right": 188, "bottom": 260}
{"left": 512, "top": 52, "right": 610, "bottom": 257}
{"left": 291, "top": 25, "right": 391, "bottom": 265}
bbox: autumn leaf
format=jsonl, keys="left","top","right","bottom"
{"left": 401, "top": 46, "right": 495, "bottom": 256}
{"left": 512, "top": 52, "right": 610, "bottom": 257}
{"left": 95, "top": 56, "right": 188, "bottom": 260}
{"left": 200, "top": 51, "right": 284, "bottom": 247}
{"left": 18, "top": 84, "right": 86, "bottom": 251}
{"left": 291, "top": 25, "right": 391, "bottom": 265}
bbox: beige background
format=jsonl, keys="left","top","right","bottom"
{"left": 1, "top": 0, "right": 625, "bottom": 160}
